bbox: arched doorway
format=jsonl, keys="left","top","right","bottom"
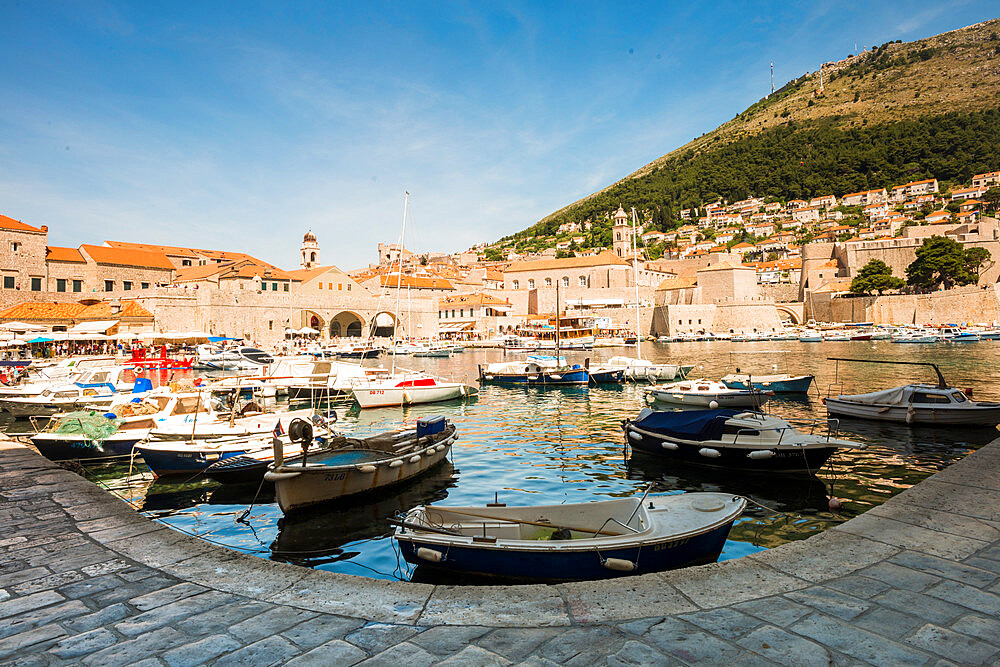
{"left": 371, "top": 312, "right": 397, "bottom": 338}
{"left": 330, "top": 311, "right": 365, "bottom": 339}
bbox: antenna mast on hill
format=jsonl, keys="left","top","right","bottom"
{"left": 770, "top": 60, "right": 774, "bottom": 95}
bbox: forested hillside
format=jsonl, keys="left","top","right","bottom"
{"left": 509, "top": 17, "right": 1000, "bottom": 244}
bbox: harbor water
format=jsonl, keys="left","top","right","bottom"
{"left": 13, "top": 340, "right": 1000, "bottom": 583}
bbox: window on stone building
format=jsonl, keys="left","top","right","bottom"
{"left": 545, "top": 277, "right": 552, "bottom": 287}
{"left": 272, "top": 283, "right": 277, "bottom": 291}
{"left": 345, "top": 284, "right": 349, "bottom": 291}
{"left": 141, "top": 282, "right": 149, "bottom": 289}
{"left": 460, "top": 309, "right": 464, "bottom": 317}
{"left": 688, "top": 319, "right": 692, "bottom": 325}
{"left": 438, "top": 311, "right": 442, "bottom": 319}
{"left": 338, "top": 284, "right": 342, "bottom": 290}
{"left": 261, "top": 282, "right": 267, "bottom": 291}
{"left": 56, "top": 279, "right": 66, "bottom": 292}
{"left": 72, "top": 280, "right": 82, "bottom": 292}
{"left": 268, "top": 321, "right": 273, "bottom": 331}
{"left": 512, "top": 280, "right": 519, "bottom": 289}
{"left": 123, "top": 281, "right": 132, "bottom": 291}
{"left": 284, "top": 283, "right": 289, "bottom": 291}
{"left": 31, "top": 277, "right": 41, "bottom": 291}
{"left": 10, "top": 242, "right": 19, "bottom": 252}
{"left": 182, "top": 260, "right": 192, "bottom": 267}
{"left": 578, "top": 276, "right": 586, "bottom": 286}
{"left": 104, "top": 280, "right": 114, "bottom": 292}
{"left": 318, "top": 283, "right": 323, "bottom": 289}
{"left": 528, "top": 279, "right": 535, "bottom": 289}
{"left": 698, "top": 319, "right": 702, "bottom": 324}
{"left": 562, "top": 276, "right": 569, "bottom": 287}
{"left": 451, "top": 310, "right": 456, "bottom": 318}
{"left": 3, "top": 276, "right": 13, "bottom": 289}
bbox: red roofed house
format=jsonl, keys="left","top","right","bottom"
{"left": 0, "top": 214, "right": 49, "bottom": 297}
{"left": 971, "top": 171, "right": 1000, "bottom": 189}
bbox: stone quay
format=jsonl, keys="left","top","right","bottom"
{"left": 0, "top": 436, "right": 998, "bottom": 665}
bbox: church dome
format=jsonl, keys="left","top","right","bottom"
{"left": 303, "top": 230, "right": 317, "bottom": 243}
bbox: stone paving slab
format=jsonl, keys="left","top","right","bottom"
{"left": 2, "top": 436, "right": 1000, "bottom": 664}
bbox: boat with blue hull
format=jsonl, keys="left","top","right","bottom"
{"left": 392, "top": 492, "right": 746, "bottom": 582}
{"left": 478, "top": 359, "right": 589, "bottom": 386}
{"left": 622, "top": 408, "right": 861, "bottom": 472}
{"left": 721, "top": 373, "right": 815, "bottom": 394}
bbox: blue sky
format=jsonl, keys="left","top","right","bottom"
{"left": 1, "top": 1, "right": 996, "bottom": 270}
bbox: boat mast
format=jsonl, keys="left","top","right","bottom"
{"left": 391, "top": 191, "right": 409, "bottom": 376}
{"left": 631, "top": 207, "right": 642, "bottom": 360}
{"left": 555, "top": 281, "right": 561, "bottom": 362}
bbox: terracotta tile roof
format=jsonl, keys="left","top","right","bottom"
{"left": 46, "top": 246, "right": 85, "bottom": 263}
{"left": 106, "top": 241, "right": 274, "bottom": 268}
{"left": 175, "top": 260, "right": 297, "bottom": 282}
{"left": 0, "top": 214, "right": 43, "bottom": 233}
{"left": 285, "top": 265, "right": 346, "bottom": 283}
{"left": 0, "top": 300, "right": 153, "bottom": 321}
{"left": 503, "top": 250, "right": 629, "bottom": 273}
{"left": 81, "top": 245, "right": 175, "bottom": 270}
{"left": 698, "top": 260, "right": 751, "bottom": 272}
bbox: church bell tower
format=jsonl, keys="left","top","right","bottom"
{"left": 301, "top": 230, "right": 320, "bottom": 269}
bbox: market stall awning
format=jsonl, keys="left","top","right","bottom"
{"left": 68, "top": 320, "right": 119, "bottom": 334}
{"left": 439, "top": 322, "right": 475, "bottom": 332}
{"left": 0, "top": 322, "right": 46, "bottom": 331}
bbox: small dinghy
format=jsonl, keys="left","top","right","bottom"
{"left": 264, "top": 416, "right": 457, "bottom": 513}
{"left": 391, "top": 489, "right": 746, "bottom": 582}
{"left": 647, "top": 379, "right": 771, "bottom": 408}
{"left": 623, "top": 408, "right": 862, "bottom": 472}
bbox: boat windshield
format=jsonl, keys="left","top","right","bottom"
{"left": 909, "top": 391, "right": 953, "bottom": 404}
{"left": 950, "top": 391, "right": 968, "bottom": 403}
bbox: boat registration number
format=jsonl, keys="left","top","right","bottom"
{"left": 368, "top": 390, "right": 385, "bottom": 395}
{"left": 323, "top": 472, "right": 348, "bottom": 481}
{"left": 653, "top": 537, "right": 690, "bottom": 551}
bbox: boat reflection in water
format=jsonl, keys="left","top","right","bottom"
{"left": 270, "top": 463, "right": 457, "bottom": 568}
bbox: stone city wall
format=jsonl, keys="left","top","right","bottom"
{"left": 809, "top": 284, "right": 1000, "bottom": 325}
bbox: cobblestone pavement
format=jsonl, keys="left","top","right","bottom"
{"left": 2, "top": 437, "right": 999, "bottom": 665}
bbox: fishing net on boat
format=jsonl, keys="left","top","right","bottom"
{"left": 43, "top": 411, "right": 123, "bottom": 442}
{"left": 110, "top": 401, "right": 159, "bottom": 418}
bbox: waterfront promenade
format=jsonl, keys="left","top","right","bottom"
{"left": 1, "top": 438, "right": 998, "bottom": 665}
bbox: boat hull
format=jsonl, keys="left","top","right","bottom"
{"left": 647, "top": 390, "right": 766, "bottom": 408}
{"left": 825, "top": 399, "right": 1000, "bottom": 426}
{"left": 399, "top": 521, "right": 734, "bottom": 582}
{"left": 722, "top": 375, "right": 814, "bottom": 394}
{"left": 478, "top": 366, "right": 588, "bottom": 386}
{"left": 136, "top": 444, "right": 250, "bottom": 476}
{"left": 352, "top": 384, "right": 467, "bottom": 408}
{"left": 30, "top": 434, "right": 146, "bottom": 461}
{"left": 588, "top": 369, "right": 625, "bottom": 385}
{"left": 624, "top": 424, "right": 838, "bottom": 472}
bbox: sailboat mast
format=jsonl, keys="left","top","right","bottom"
{"left": 391, "top": 191, "right": 409, "bottom": 376}
{"left": 631, "top": 207, "right": 642, "bottom": 359}
{"left": 555, "top": 281, "right": 560, "bottom": 361}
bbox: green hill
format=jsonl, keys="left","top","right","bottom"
{"left": 509, "top": 18, "right": 1000, "bottom": 246}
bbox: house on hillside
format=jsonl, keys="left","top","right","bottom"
{"left": 951, "top": 185, "right": 988, "bottom": 201}
{"left": 972, "top": 171, "right": 1000, "bottom": 189}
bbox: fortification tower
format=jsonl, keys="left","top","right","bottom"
{"left": 301, "top": 230, "right": 320, "bottom": 269}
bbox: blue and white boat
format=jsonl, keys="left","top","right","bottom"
{"left": 393, "top": 491, "right": 746, "bottom": 582}
{"left": 478, "top": 355, "right": 588, "bottom": 386}
{"left": 135, "top": 437, "right": 262, "bottom": 477}
{"left": 721, "top": 373, "right": 814, "bottom": 394}
{"left": 623, "top": 408, "right": 862, "bottom": 472}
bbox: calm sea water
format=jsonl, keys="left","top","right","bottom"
{"left": 14, "top": 341, "right": 1000, "bottom": 582}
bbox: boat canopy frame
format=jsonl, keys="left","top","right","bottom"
{"left": 827, "top": 357, "right": 948, "bottom": 389}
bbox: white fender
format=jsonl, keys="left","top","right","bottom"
{"left": 628, "top": 431, "right": 642, "bottom": 442}
{"left": 402, "top": 391, "right": 412, "bottom": 405}
{"left": 416, "top": 547, "right": 444, "bottom": 563}
{"left": 748, "top": 450, "right": 774, "bottom": 460}
{"left": 408, "top": 455, "right": 421, "bottom": 463}
{"left": 389, "top": 459, "right": 404, "bottom": 468}
{"left": 263, "top": 471, "right": 302, "bottom": 482}
{"left": 602, "top": 558, "right": 636, "bottom": 572}
{"left": 698, "top": 447, "right": 721, "bottom": 458}
{"left": 660, "top": 441, "right": 679, "bottom": 451}
{"left": 358, "top": 465, "right": 377, "bottom": 473}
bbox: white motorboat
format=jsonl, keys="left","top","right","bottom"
{"left": 412, "top": 343, "right": 453, "bottom": 358}
{"left": 0, "top": 367, "right": 142, "bottom": 417}
{"left": 623, "top": 408, "right": 863, "bottom": 471}
{"left": 602, "top": 356, "right": 689, "bottom": 382}
{"left": 194, "top": 344, "right": 274, "bottom": 370}
{"left": 891, "top": 329, "right": 940, "bottom": 344}
{"left": 351, "top": 373, "right": 477, "bottom": 408}
{"left": 823, "top": 358, "right": 1000, "bottom": 426}
{"left": 646, "top": 379, "right": 772, "bottom": 408}
{"left": 798, "top": 331, "right": 823, "bottom": 342}
{"left": 0, "top": 356, "right": 118, "bottom": 400}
